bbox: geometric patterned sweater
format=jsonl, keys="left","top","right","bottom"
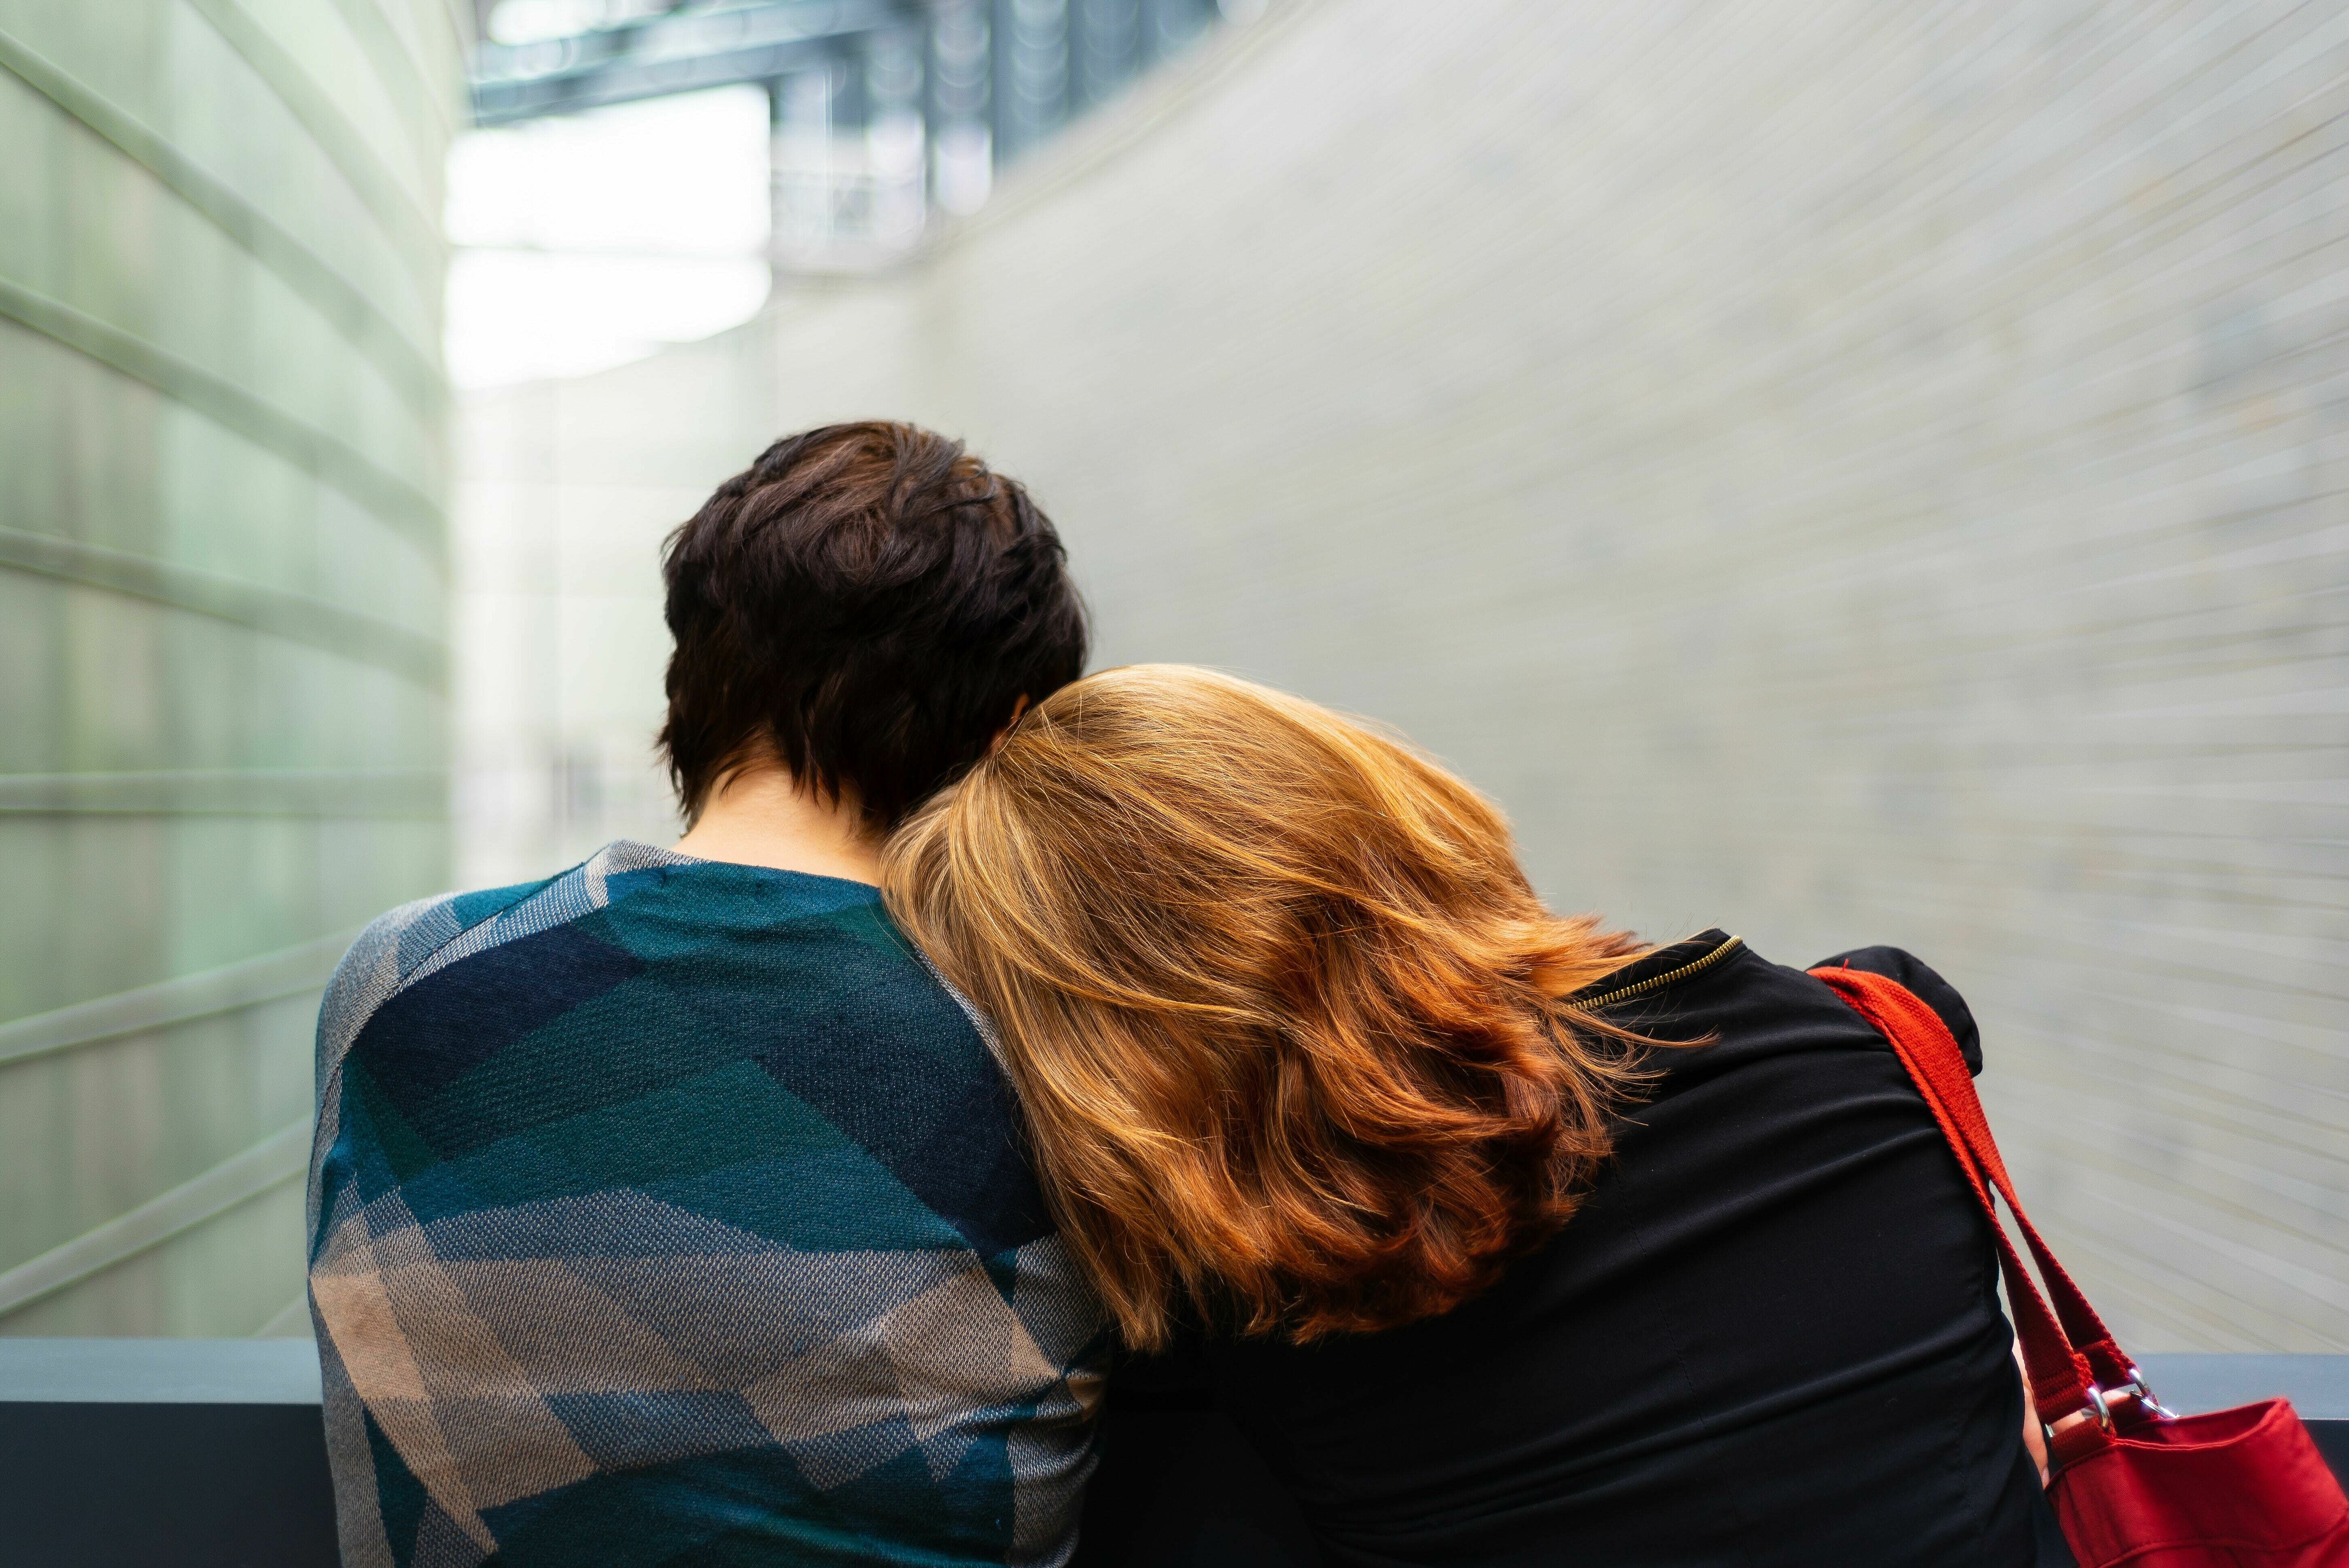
{"left": 306, "top": 841, "right": 1105, "bottom": 1568}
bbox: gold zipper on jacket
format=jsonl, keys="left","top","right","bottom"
{"left": 1564, "top": 935, "right": 1745, "bottom": 1012}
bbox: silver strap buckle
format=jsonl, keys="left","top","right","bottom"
{"left": 2083, "top": 1364, "right": 2177, "bottom": 1429}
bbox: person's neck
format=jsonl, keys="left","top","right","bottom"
{"left": 673, "top": 763, "right": 883, "bottom": 885}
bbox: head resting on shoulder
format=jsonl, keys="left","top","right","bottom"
{"left": 882, "top": 664, "right": 1649, "bottom": 1349}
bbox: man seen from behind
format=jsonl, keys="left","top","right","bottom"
{"left": 306, "top": 422, "right": 1102, "bottom": 1568}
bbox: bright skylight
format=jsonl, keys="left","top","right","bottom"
{"left": 443, "top": 85, "right": 773, "bottom": 389}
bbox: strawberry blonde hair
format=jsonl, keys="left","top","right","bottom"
{"left": 881, "top": 665, "right": 1651, "bottom": 1350}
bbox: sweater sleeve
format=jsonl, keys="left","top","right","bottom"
{"left": 1810, "top": 946, "right": 1984, "bottom": 1075}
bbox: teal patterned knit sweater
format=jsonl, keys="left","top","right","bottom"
{"left": 306, "top": 841, "right": 1104, "bottom": 1568}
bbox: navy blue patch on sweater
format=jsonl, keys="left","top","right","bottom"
{"left": 351, "top": 921, "right": 645, "bottom": 1113}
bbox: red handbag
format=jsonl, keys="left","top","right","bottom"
{"left": 1811, "top": 964, "right": 2349, "bottom": 1568}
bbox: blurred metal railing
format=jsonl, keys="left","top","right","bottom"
{"left": 3, "top": 1341, "right": 2346, "bottom": 1567}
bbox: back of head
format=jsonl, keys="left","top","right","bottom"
{"left": 660, "top": 421, "right": 1089, "bottom": 830}
{"left": 883, "top": 665, "right": 1648, "bottom": 1349}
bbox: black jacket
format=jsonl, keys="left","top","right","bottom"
{"left": 1085, "top": 934, "right": 2073, "bottom": 1568}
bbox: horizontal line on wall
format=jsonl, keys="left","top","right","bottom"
{"left": 325, "top": 0, "right": 464, "bottom": 155}
{"left": 182, "top": 0, "right": 447, "bottom": 293}
{"left": 253, "top": 1291, "right": 316, "bottom": 1339}
{"left": 0, "top": 929, "right": 358, "bottom": 1069}
{"left": 0, "top": 768, "right": 448, "bottom": 818}
{"left": 0, "top": 24, "right": 446, "bottom": 418}
{"left": 0, "top": 278, "right": 446, "bottom": 567}
{"left": 438, "top": 0, "right": 475, "bottom": 57}
{"left": 0, "top": 525, "right": 448, "bottom": 692}
{"left": 0, "top": 1119, "right": 312, "bottom": 1320}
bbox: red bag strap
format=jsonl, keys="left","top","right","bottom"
{"left": 1808, "top": 965, "right": 2139, "bottom": 1435}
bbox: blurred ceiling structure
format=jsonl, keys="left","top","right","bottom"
{"left": 470, "top": 0, "right": 901, "bottom": 127}
{"left": 468, "top": 0, "right": 1234, "bottom": 265}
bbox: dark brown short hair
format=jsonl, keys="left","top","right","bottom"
{"left": 883, "top": 665, "right": 1653, "bottom": 1349}
{"left": 658, "top": 422, "right": 1088, "bottom": 830}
